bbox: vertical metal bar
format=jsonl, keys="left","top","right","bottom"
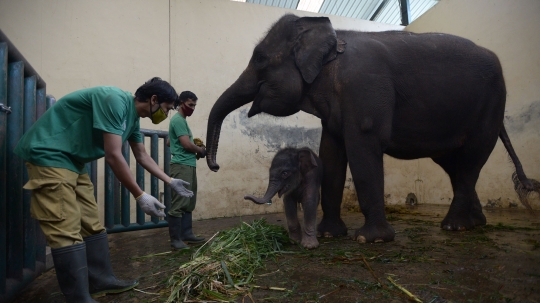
{"left": 163, "top": 136, "right": 171, "bottom": 217}
{"left": 45, "top": 94, "right": 55, "bottom": 110}
{"left": 136, "top": 162, "right": 145, "bottom": 224}
{"left": 34, "top": 88, "right": 46, "bottom": 264}
{"left": 35, "top": 88, "right": 46, "bottom": 119}
{"left": 91, "top": 161, "right": 97, "bottom": 199}
{"left": 121, "top": 142, "right": 131, "bottom": 227}
{"left": 113, "top": 177, "right": 120, "bottom": 225}
{"left": 104, "top": 163, "right": 115, "bottom": 229}
{"left": 6, "top": 61, "right": 24, "bottom": 281}
{"left": 0, "top": 41, "right": 8, "bottom": 295}
{"left": 22, "top": 76, "right": 36, "bottom": 271}
{"left": 400, "top": 0, "right": 411, "bottom": 25}
{"left": 150, "top": 134, "right": 159, "bottom": 223}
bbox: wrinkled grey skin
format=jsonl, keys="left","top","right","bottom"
{"left": 245, "top": 147, "right": 322, "bottom": 249}
{"left": 206, "top": 14, "right": 538, "bottom": 244}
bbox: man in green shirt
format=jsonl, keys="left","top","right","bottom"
{"left": 15, "top": 77, "right": 193, "bottom": 303}
{"left": 167, "top": 91, "right": 206, "bottom": 250}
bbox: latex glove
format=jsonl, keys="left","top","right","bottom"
{"left": 169, "top": 178, "right": 194, "bottom": 197}
{"left": 135, "top": 193, "right": 166, "bottom": 217}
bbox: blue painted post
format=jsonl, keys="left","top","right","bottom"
{"left": 121, "top": 142, "right": 130, "bottom": 227}
{"left": 0, "top": 41, "right": 8, "bottom": 296}
{"left": 34, "top": 88, "right": 46, "bottom": 265}
{"left": 104, "top": 163, "right": 115, "bottom": 229}
{"left": 22, "top": 76, "right": 36, "bottom": 271}
{"left": 136, "top": 162, "right": 145, "bottom": 225}
{"left": 164, "top": 136, "right": 171, "bottom": 215}
{"left": 6, "top": 61, "right": 24, "bottom": 281}
{"left": 150, "top": 134, "right": 159, "bottom": 223}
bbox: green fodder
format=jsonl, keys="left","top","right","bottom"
{"left": 165, "top": 219, "right": 289, "bottom": 302}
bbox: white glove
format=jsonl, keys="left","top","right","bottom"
{"left": 169, "top": 178, "right": 194, "bottom": 197}
{"left": 135, "top": 193, "right": 166, "bottom": 217}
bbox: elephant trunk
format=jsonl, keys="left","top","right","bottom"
{"left": 244, "top": 180, "right": 282, "bottom": 205}
{"left": 206, "top": 67, "right": 258, "bottom": 172}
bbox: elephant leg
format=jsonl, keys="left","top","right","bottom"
{"left": 347, "top": 136, "right": 395, "bottom": 243}
{"left": 317, "top": 127, "right": 348, "bottom": 238}
{"left": 283, "top": 195, "right": 302, "bottom": 244}
{"left": 432, "top": 154, "right": 487, "bottom": 230}
{"left": 300, "top": 190, "right": 320, "bottom": 249}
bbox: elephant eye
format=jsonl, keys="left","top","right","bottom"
{"left": 281, "top": 171, "right": 290, "bottom": 178}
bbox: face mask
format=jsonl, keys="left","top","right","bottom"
{"left": 182, "top": 103, "right": 194, "bottom": 117}
{"left": 150, "top": 102, "right": 167, "bottom": 124}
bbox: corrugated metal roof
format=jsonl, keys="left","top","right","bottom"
{"left": 231, "top": 0, "right": 439, "bottom": 25}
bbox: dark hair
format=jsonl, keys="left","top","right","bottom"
{"left": 175, "top": 91, "right": 198, "bottom": 108}
{"left": 134, "top": 77, "right": 177, "bottom": 104}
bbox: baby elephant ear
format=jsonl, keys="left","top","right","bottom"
{"left": 298, "top": 149, "right": 318, "bottom": 173}
{"left": 294, "top": 17, "right": 338, "bottom": 84}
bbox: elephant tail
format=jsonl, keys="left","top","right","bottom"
{"left": 499, "top": 126, "right": 539, "bottom": 211}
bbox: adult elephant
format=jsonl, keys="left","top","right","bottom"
{"left": 205, "top": 14, "right": 539, "bottom": 243}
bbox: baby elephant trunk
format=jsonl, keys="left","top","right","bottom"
{"left": 244, "top": 181, "right": 282, "bottom": 205}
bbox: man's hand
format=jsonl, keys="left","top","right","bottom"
{"left": 169, "top": 178, "right": 194, "bottom": 197}
{"left": 135, "top": 193, "right": 166, "bottom": 217}
{"left": 197, "top": 147, "right": 207, "bottom": 159}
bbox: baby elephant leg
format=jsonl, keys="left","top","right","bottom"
{"left": 283, "top": 195, "right": 302, "bottom": 244}
{"left": 300, "top": 193, "right": 320, "bottom": 249}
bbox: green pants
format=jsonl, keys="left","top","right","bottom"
{"left": 169, "top": 163, "right": 197, "bottom": 217}
{"left": 23, "top": 162, "right": 105, "bottom": 248}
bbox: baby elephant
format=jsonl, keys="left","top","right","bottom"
{"left": 245, "top": 147, "right": 323, "bottom": 249}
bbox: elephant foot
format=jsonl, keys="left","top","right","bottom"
{"left": 353, "top": 222, "right": 395, "bottom": 244}
{"left": 301, "top": 236, "right": 319, "bottom": 249}
{"left": 440, "top": 209, "right": 486, "bottom": 231}
{"left": 317, "top": 217, "right": 347, "bottom": 238}
{"left": 288, "top": 229, "right": 302, "bottom": 244}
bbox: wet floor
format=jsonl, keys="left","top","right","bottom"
{"left": 12, "top": 204, "right": 540, "bottom": 303}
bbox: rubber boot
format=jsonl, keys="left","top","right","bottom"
{"left": 181, "top": 212, "right": 205, "bottom": 244}
{"left": 168, "top": 215, "right": 189, "bottom": 250}
{"left": 51, "top": 243, "right": 98, "bottom": 303}
{"left": 84, "top": 233, "right": 139, "bottom": 297}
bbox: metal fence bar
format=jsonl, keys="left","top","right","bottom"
{"left": 22, "top": 76, "right": 36, "bottom": 271}
{"left": 121, "top": 142, "right": 131, "bottom": 227}
{"left": 136, "top": 161, "right": 146, "bottom": 225}
{"left": 150, "top": 134, "right": 159, "bottom": 224}
{"left": 104, "top": 163, "right": 115, "bottom": 229}
{"left": 163, "top": 136, "right": 171, "bottom": 212}
{"left": 34, "top": 89, "right": 47, "bottom": 266}
{"left": 0, "top": 29, "right": 49, "bottom": 303}
{"left": 6, "top": 61, "right": 24, "bottom": 282}
{"left": 0, "top": 41, "right": 7, "bottom": 297}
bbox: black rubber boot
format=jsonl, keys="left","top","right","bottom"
{"left": 181, "top": 212, "right": 206, "bottom": 244}
{"left": 51, "top": 243, "right": 98, "bottom": 303}
{"left": 168, "top": 215, "right": 189, "bottom": 250}
{"left": 84, "top": 233, "right": 139, "bottom": 297}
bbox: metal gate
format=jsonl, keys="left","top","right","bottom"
{"left": 0, "top": 29, "right": 171, "bottom": 303}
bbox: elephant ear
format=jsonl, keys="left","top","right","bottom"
{"left": 294, "top": 17, "right": 338, "bottom": 84}
{"left": 298, "top": 149, "right": 318, "bottom": 174}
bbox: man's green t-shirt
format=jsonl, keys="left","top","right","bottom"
{"left": 169, "top": 112, "right": 196, "bottom": 167}
{"left": 14, "top": 86, "right": 143, "bottom": 174}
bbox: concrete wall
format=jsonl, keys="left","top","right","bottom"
{"left": 398, "top": 0, "right": 540, "bottom": 209}
{"left": 0, "top": 0, "right": 402, "bottom": 221}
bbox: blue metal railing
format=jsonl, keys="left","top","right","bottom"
{"left": 0, "top": 29, "right": 51, "bottom": 303}
{"left": 86, "top": 129, "right": 172, "bottom": 233}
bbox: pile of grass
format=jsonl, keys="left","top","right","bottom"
{"left": 165, "top": 219, "right": 289, "bottom": 302}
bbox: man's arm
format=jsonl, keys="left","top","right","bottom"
{"left": 103, "top": 132, "right": 144, "bottom": 197}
